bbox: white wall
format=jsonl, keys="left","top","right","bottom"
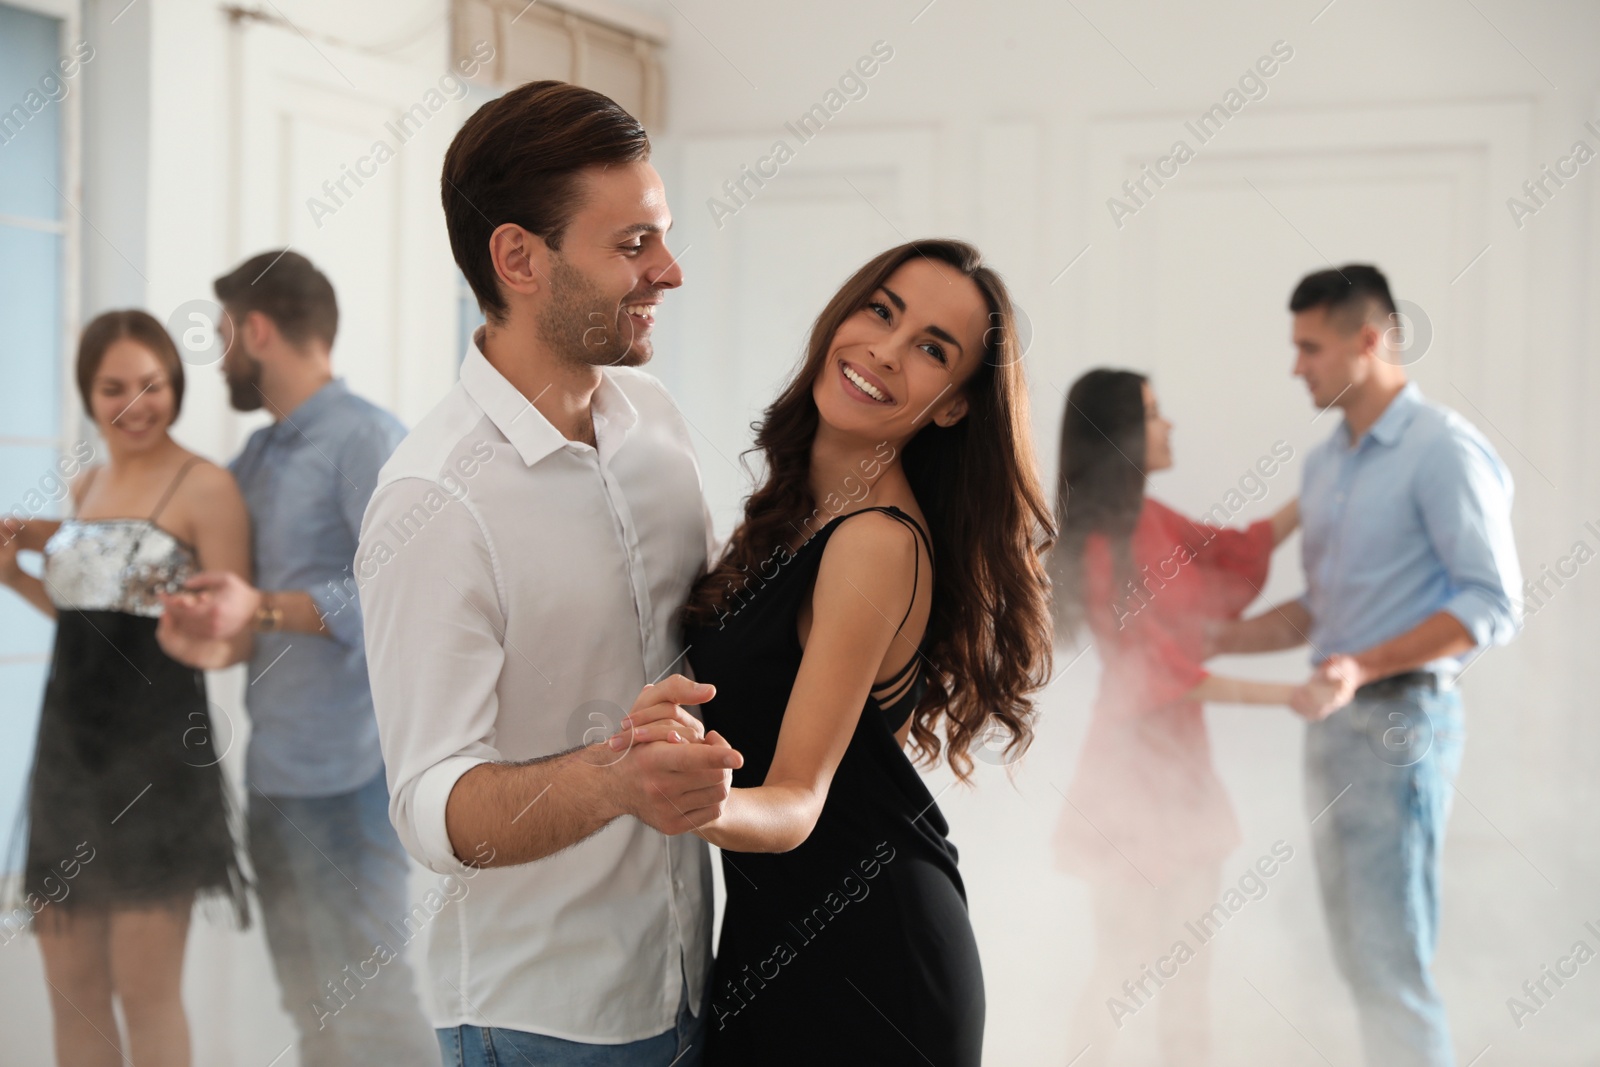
{"left": 3, "top": 0, "right": 1597, "bottom": 1064}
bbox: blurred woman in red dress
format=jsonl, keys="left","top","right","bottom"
{"left": 1048, "top": 369, "right": 1328, "bottom": 1066}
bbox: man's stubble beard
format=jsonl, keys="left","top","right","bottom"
{"left": 225, "top": 346, "right": 266, "bottom": 412}
{"left": 536, "top": 255, "right": 649, "bottom": 370}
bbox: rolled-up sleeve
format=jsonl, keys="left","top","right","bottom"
{"left": 1417, "top": 428, "right": 1523, "bottom": 648}
{"left": 359, "top": 476, "right": 504, "bottom": 874}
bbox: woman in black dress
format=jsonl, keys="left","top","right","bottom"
{"left": 656, "top": 240, "right": 1053, "bottom": 1064}
{"left": 0, "top": 310, "right": 249, "bottom": 1067}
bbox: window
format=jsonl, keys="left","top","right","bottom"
{"left": 0, "top": 0, "right": 78, "bottom": 877}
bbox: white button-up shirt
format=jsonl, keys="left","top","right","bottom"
{"left": 358, "top": 335, "right": 714, "bottom": 1041}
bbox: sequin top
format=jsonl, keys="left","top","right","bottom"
{"left": 43, "top": 519, "right": 198, "bottom": 618}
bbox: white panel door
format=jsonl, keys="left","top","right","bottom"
{"left": 232, "top": 22, "right": 464, "bottom": 434}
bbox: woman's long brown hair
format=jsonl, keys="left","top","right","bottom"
{"left": 1047, "top": 368, "right": 1150, "bottom": 644}
{"left": 681, "top": 239, "right": 1055, "bottom": 780}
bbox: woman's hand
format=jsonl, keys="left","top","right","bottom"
{"left": 607, "top": 676, "right": 713, "bottom": 751}
{"left": 1289, "top": 671, "right": 1352, "bottom": 722}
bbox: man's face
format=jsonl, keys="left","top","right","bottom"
{"left": 535, "top": 161, "right": 683, "bottom": 369}
{"left": 1292, "top": 306, "right": 1371, "bottom": 410}
{"left": 218, "top": 308, "right": 265, "bottom": 412}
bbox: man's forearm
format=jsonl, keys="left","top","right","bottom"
{"left": 1218, "top": 599, "right": 1311, "bottom": 654}
{"left": 444, "top": 750, "right": 624, "bottom": 868}
{"left": 261, "top": 590, "right": 327, "bottom": 636}
{"left": 1350, "top": 611, "right": 1475, "bottom": 684}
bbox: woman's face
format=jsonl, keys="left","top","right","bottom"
{"left": 1142, "top": 381, "right": 1173, "bottom": 473}
{"left": 90, "top": 338, "right": 177, "bottom": 453}
{"left": 812, "top": 258, "right": 987, "bottom": 442}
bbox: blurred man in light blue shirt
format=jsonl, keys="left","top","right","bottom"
{"left": 158, "top": 251, "right": 434, "bottom": 1067}
{"left": 1215, "top": 264, "right": 1521, "bottom": 1067}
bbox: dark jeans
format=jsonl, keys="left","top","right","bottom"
{"left": 249, "top": 768, "right": 437, "bottom": 1067}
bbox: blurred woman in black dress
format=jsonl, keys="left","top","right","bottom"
{"left": 0, "top": 310, "right": 249, "bottom": 1067}
{"left": 634, "top": 240, "right": 1053, "bottom": 1065}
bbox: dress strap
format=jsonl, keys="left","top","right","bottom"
{"left": 836, "top": 506, "right": 934, "bottom": 708}
{"left": 870, "top": 507, "right": 932, "bottom": 637}
{"left": 149, "top": 457, "right": 202, "bottom": 524}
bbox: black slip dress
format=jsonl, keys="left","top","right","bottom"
{"left": 13, "top": 459, "right": 248, "bottom": 928}
{"left": 686, "top": 505, "right": 984, "bottom": 1067}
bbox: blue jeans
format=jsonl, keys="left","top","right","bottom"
{"left": 1305, "top": 681, "right": 1465, "bottom": 1067}
{"left": 249, "top": 768, "right": 437, "bottom": 1067}
{"left": 437, "top": 976, "right": 706, "bottom": 1067}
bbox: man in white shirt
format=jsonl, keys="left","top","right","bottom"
{"left": 358, "top": 80, "right": 742, "bottom": 1067}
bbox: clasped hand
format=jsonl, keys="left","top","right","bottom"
{"left": 601, "top": 674, "right": 742, "bottom": 837}
{"left": 1289, "top": 655, "right": 1362, "bottom": 722}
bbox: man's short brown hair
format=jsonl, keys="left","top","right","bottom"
{"left": 213, "top": 250, "right": 339, "bottom": 348}
{"left": 441, "top": 80, "right": 651, "bottom": 325}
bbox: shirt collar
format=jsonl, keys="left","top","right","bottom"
{"left": 1345, "top": 381, "right": 1422, "bottom": 449}
{"left": 272, "top": 378, "right": 347, "bottom": 434}
{"left": 458, "top": 328, "right": 639, "bottom": 467}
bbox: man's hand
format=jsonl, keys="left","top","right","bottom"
{"left": 156, "top": 607, "right": 238, "bottom": 670}
{"left": 160, "top": 571, "right": 262, "bottom": 640}
{"left": 605, "top": 674, "right": 742, "bottom": 836}
{"left": 1290, "top": 655, "right": 1363, "bottom": 721}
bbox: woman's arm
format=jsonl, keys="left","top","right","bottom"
{"left": 1188, "top": 674, "right": 1293, "bottom": 706}
{"left": 0, "top": 524, "right": 56, "bottom": 618}
{"left": 693, "top": 513, "right": 921, "bottom": 854}
{"left": 1269, "top": 497, "right": 1299, "bottom": 546}
{"left": 3, "top": 517, "right": 61, "bottom": 554}
{"left": 1189, "top": 671, "right": 1344, "bottom": 720}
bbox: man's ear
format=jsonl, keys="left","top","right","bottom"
{"left": 243, "top": 309, "right": 277, "bottom": 353}
{"left": 933, "top": 393, "right": 969, "bottom": 428}
{"left": 489, "top": 223, "right": 552, "bottom": 305}
{"left": 1356, "top": 320, "right": 1383, "bottom": 360}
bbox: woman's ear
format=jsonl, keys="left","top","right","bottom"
{"left": 933, "top": 394, "right": 969, "bottom": 428}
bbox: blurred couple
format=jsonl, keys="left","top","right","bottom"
{"left": 0, "top": 253, "right": 438, "bottom": 1065}
{"left": 356, "top": 81, "right": 1050, "bottom": 1067}
{"left": 1051, "top": 266, "right": 1522, "bottom": 1067}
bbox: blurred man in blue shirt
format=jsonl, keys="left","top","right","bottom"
{"left": 158, "top": 251, "right": 434, "bottom": 1066}
{"left": 1215, "top": 265, "right": 1521, "bottom": 1067}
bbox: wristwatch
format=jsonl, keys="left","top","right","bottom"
{"left": 254, "top": 591, "right": 283, "bottom": 632}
